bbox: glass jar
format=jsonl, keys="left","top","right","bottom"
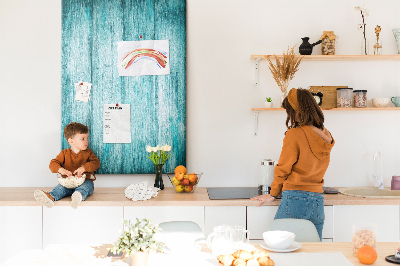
{"left": 258, "top": 159, "right": 275, "bottom": 195}
{"left": 354, "top": 90, "right": 367, "bottom": 108}
{"left": 352, "top": 223, "right": 377, "bottom": 256}
{"left": 337, "top": 88, "right": 353, "bottom": 108}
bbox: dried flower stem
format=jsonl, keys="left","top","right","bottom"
{"left": 266, "top": 46, "right": 303, "bottom": 95}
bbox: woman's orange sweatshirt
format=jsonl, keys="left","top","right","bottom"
{"left": 270, "top": 125, "right": 335, "bottom": 197}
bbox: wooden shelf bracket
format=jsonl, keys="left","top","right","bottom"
{"left": 254, "top": 57, "right": 261, "bottom": 85}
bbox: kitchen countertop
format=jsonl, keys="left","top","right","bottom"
{"left": 1, "top": 187, "right": 400, "bottom": 206}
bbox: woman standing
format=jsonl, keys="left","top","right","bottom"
{"left": 251, "top": 88, "right": 334, "bottom": 240}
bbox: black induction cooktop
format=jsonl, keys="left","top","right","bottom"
{"left": 207, "top": 187, "right": 260, "bottom": 200}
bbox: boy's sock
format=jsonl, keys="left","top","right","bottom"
{"left": 71, "top": 191, "right": 83, "bottom": 209}
{"left": 34, "top": 190, "right": 54, "bottom": 208}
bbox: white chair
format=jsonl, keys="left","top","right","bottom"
{"left": 156, "top": 221, "right": 206, "bottom": 250}
{"left": 267, "top": 218, "right": 320, "bottom": 242}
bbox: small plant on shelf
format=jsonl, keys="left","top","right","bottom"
{"left": 265, "top": 97, "right": 273, "bottom": 108}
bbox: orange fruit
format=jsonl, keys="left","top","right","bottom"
{"left": 174, "top": 165, "right": 187, "bottom": 175}
{"left": 357, "top": 246, "right": 377, "bottom": 264}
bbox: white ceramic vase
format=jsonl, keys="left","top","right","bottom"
{"left": 264, "top": 101, "right": 273, "bottom": 108}
{"left": 130, "top": 250, "right": 149, "bottom": 266}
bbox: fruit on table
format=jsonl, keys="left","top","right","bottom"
{"left": 174, "top": 165, "right": 187, "bottom": 175}
{"left": 175, "top": 171, "right": 184, "bottom": 181}
{"left": 188, "top": 173, "right": 198, "bottom": 183}
{"left": 357, "top": 246, "right": 377, "bottom": 264}
{"left": 181, "top": 177, "right": 190, "bottom": 186}
{"left": 175, "top": 185, "right": 185, "bottom": 192}
{"left": 184, "top": 185, "right": 193, "bottom": 192}
{"left": 171, "top": 176, "right": 181, "bottom": 186}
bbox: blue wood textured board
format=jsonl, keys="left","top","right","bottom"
{"left": 61, "top": 0, "right": 186, "bottom": 174}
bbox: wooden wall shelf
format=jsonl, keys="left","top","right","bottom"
{"left": 252, "top": 107, "right": 400, "bottom": 111}
{"left": 250, "top": 55, "right": 400, "bottom": 61}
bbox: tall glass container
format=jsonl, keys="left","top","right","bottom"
{"left": 258, "top": 159, "right": 275, "bottom": 195}
{"left": 337, "top": 88, "right": 353, "bottom": 108}
{"left": 354, "top": 90, "right": 367, "bottom": 108}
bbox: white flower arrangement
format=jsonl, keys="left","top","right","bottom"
{"left": 111, "top": 219, "right": 164, "bottom": 255}
{"left": 355, "top": 5, "right": 370, "bottom": 55}
{"left": 146, "top": 145, "right": 171, "bottom": 165}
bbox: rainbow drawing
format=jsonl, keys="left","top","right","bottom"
{"left": 122, "top": 48, "right": 168, "bottom": 69}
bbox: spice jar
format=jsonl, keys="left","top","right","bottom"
{"left": 354, "top": 90, "right": 367, "bottom": 108}
{"left": 337, "top": 88, "right": 353, "bottom": 108}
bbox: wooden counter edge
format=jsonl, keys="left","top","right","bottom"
{"left": 1, "top": 187, "right": 399, "bottom": 206}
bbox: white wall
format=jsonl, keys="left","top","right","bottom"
{"left": 1, "top": 0, "right": 400, "bottom": 188}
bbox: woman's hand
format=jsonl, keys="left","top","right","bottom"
{"left": 250, "top": 194, "right": 275, "bottom": 207}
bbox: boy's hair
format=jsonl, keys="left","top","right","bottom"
{"left": 282, "top": 88, "right": 324, "bottom": 129}
{"left": 64, "top": 122, "right": 89, "bottom": 140}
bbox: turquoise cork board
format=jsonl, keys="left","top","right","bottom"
{"left": 61, "top": 0, "right": 186, "bottom": 174}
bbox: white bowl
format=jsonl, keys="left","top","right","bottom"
{"left": 263, "top": 230, "right": 295, "bottom": 250}
{"left": 372, "top": 98, "right": 390, "bottom": 107}
{"left": 58, "top": 174, "right": 86, "bottom": 189}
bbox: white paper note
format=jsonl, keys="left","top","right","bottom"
{"left": 103, "top": 104, "right": 131, "bottom": 143}
{"left": 74, "top": 81, "right": 92, "bottom": 102}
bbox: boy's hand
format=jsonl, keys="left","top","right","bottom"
{"left": 73, "top": 166, "right": 85, "bottom": 178}
{"left": 250, "top": 194, "right": 275, "bottom": 207}
{"left": 58, "top": 168, "right": 72, "bottom": 177}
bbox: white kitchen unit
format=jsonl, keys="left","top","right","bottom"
{"left": 124, "top": 206, "right": 205, "bottom": 232}
{"left": 247, "top": 206, "right": 334, "bottom": 241}
{"left": 0, "top": 206, "right": 42, "bottom": 264}
{"left": 43, "top": 206, "right": 123, "bottom": 247}
{"left": 333, "top": 205, "right": 400, "bottom": 242}
{"left": 204, "top": 206, "right": 246, "bottom": 236}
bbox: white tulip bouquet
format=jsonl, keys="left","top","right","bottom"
{"left": 146, "top": 145, "right": 172, "bottom": 165}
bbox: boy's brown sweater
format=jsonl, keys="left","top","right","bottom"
{"left": 49, "top": 148, "right": 100, "bottom": 180}
{"left": 270, "top": 125, "right": 335, "bottom": 197}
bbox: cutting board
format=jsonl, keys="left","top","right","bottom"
{"left": 308, "top": 86, "right": 348, "bottom": 108}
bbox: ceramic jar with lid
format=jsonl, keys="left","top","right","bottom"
{"left": 354, "top": 90, "right": 367, "bottom": 108}
{"left": 337, "top": 88, "right": 353, "bottom": 108}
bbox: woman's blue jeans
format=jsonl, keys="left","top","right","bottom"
{"left": 274, "top": 190, "right": 324, "bottom": 240}
{"left": 50, "top": 180, "right": 94, "bottom": 201}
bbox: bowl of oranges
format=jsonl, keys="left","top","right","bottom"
{"left": 168, "top": 165, "right": 202, "bottom": 193}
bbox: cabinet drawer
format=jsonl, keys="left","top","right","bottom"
{"left": 43, "top": 206, "right": 123, "bottom": 247}
{"left": 333, "top": 205, "right": 399, "bottom": 242}
{"left": 204, "top": 206, "right": 246, "bottom": 236}
{"left": 0, "top": 206, "right": 42, "bottom": 264}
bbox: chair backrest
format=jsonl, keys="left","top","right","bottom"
{"left": 267, "top": 218, "right": 320, "bottom": 242}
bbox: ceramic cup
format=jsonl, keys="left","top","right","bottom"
{"left": 391, "top": 97, "right": 400, "bottom": 107}
{"left": 372, "top": 98, "right": 390, "bottom": 107}
{"left": 391, "top": 176, "right": 400, "bottom": 190}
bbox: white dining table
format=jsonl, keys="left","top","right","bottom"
{"left": 2, "top": 242, "right": 398, "bottom": 266}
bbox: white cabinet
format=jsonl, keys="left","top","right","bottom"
{"left": 247, "top": 206, "right": 279, "bottom": 240}
{"left": 333, "top": 205, "right": 400, "bottom": 242}
{"left": 204, "top": 206, "right": 246, "bottom": 236}
{"left": 43, "top": 206, "right": 123, "bottom": 247}
{"left": 0, "top": 206, "right": 42, "bottom": 264}
{"left": 124, "top": 206, "right": 205, "bottom": 232}
{"left": 247, "top": 206, "right": 333, "bottom": 240}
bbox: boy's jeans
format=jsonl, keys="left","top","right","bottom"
{"left": 50, "top": 180, "right": 94, "bottom": 201}
{"left": 274, "top": 190, "right": 324, "bottom": 240}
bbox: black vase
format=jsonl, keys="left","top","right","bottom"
{"left": 154, "top": 164, "right": 164, "bottom": 190}
{"left": 299, "top": 37, "right": 322, "bottom": 55}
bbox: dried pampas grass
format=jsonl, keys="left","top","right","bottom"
{"left": 266, "top": 46, "right": 303, "bottom": 95}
